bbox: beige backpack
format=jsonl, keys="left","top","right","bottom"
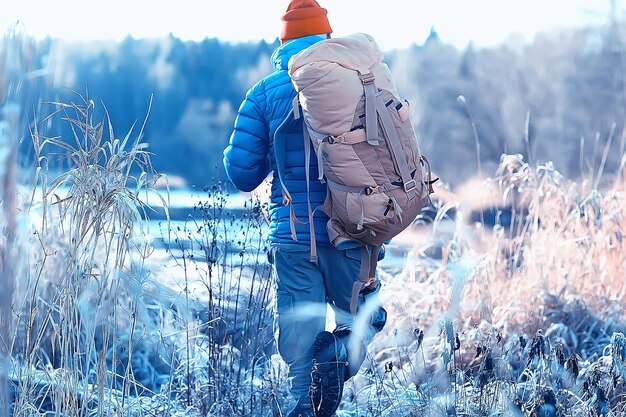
{"left": 277, "top": 33, "right": 435, "bottom": 312}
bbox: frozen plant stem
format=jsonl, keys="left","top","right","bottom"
{"left": 458, "top": 95, "right": 484, "bottom": 225}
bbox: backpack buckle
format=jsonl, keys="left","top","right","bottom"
{"left": 403, "top": 179, "right": 417, "bottom": 193}
{"left": 364, "top": 185, "right": 379, "bottom": 195}
{"left": 359, "top": 72, "right": 376, "bottom": 85}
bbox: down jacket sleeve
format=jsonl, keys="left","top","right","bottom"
{"left": 223, "top": 83, "right": 270, "bottom": 192}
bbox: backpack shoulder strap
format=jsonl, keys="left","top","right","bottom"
{"left": 274, "top": 107, "right": 301, "bottom": 242}
{"left": 302, "top": 117, "right": 318, "bottom": 263}
{"left": 274, "top": 98, "right": 320, "bottom": 263}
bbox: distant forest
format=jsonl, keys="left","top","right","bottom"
{"left": 4, "top": 20, "right": 626, "bottom": 190}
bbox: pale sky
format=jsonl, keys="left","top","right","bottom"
{"left": 0, "top": 0, "right": 621, "bottom": 51}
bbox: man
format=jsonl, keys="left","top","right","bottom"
{"left": 223, "top": 1, "right": 386, "bottom": 416}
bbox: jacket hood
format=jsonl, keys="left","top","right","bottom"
{"left": 271, "top": 35, "right": 326, "bottom": 70}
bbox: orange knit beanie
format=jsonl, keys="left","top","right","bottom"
{"left": 280, "top": 0, "right": 332, "bottom": 43}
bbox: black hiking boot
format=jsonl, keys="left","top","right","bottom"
{"left": 309, "top": 331, "right": 348, "bottom": 417}
{"left": 288, "top": 396, "right": 315, "bottom": 417}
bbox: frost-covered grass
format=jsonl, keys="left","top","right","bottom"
{"left": 342, "top": 154, "right": 626, "bottom": 417}
{"left": 2, "top": 95, "right": 285, "bottom": 416}
{"left": 3, "top": 99, "right": 624, "bottom": 417}
{"left": 1, "top": 50, "right": 625, "bottom": 416}
{"left": 7, "top": 95, "right": 172, "bottom": 416}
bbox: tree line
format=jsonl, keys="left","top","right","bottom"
{"left": 4, "top": 21, "right": 626, "bottom": 189}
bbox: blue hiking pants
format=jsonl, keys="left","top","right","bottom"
{"left": 271, "top": 244, "right": 387, "bottom": 399}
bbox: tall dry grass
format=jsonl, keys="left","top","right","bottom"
{"left": 351, "top": 153, "right": 626, "bottom": 416}
{"left": 2, "top": 86, "right": 285, "bottom": 416}
{"left": 6, "top": 93, "right": 180, "bottom": 416}
{"left": 379, "top": 154, "right": 624, "bottom": 338}
{"left": 2, "top": 101, "right": 625, "bottom": 416}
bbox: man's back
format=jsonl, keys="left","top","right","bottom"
{"left": 223, "top": 35, "right": 330, "bottom": 246}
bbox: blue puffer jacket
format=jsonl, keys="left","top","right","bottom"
{"left": 223, "top": 35, "right": 330, "bottom": 246}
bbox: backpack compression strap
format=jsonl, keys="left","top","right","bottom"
{"left": 361, "top": 71, "right": 418, "bottom": 198}
{"left": 376, "top": 94, "right": 418, "bottom": 198}
{"left": 360, "top": 72, "right": 380, "bottom": 146}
